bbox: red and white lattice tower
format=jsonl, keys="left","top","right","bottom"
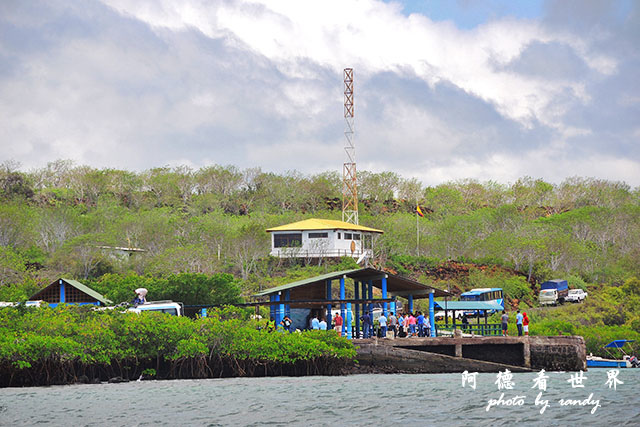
{"left": 342, "top": 68, "right": 358, "bottom": 224}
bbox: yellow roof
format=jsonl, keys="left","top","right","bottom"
{"left": 266, "top": 218, "right": 383, "bottom": 234}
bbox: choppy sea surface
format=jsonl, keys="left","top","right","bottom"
{"left": 1, "top": 371, "right": 639, "bottom": 426}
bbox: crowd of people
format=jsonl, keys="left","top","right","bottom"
{"left": 500, "top": 309, "right": 530, "bottom": 337}
{"left": 267, "top": 308, "right": 532, "bottom": 338}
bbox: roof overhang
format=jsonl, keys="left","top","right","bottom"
{"left": 433, "top": 301, "right": 504, "bottom": 311}
{"left": 253, "top": 268, "right": 450, "bottom": 300}
{"left": 266, "top": 218, "right": 383, "bottom": 234}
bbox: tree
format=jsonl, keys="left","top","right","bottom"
{"left": 227, "top": 220, "right": 270, "bottom": 280}
{"left": 0, "top": 161, "right": 33, "bottom": 200}
{"left": 0, "top": 246, "right": 26, "bottom": 286}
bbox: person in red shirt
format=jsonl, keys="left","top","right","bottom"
{"left": 334, "top": 312, "right": 343, "bottom": 336}
{"left": 523, "top": 312, "right": 530, "bottom": 336}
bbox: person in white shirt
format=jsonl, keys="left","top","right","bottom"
{"left": 378, "top": 313, "right": 387, "bottom": 338}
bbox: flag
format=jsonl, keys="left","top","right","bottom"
{"left": 416, "top": 205, "right": 425, "bottom": 217}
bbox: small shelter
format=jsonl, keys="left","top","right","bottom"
{"left": 434, "top": 300, "right": 505, "bottom": 336}
{"left": 266, "top": 218, "right": 383, "bottom": 260}
{"left": 29, "top": 278, "right": 113, "bottom": 308}
{"left": 253, "top": 268, "right": 450, "bottom": 338}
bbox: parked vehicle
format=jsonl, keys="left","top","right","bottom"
{"left": 460, "top": 288, "right": 504, "bottom": 316}
{"left": 128, "top": 300, "right": 183, "bottom": 316}
{"left": 0, "top": 300, "right": 44, "bottom": 308}
{"left": 566, "top": 289, "right": 588, "bottom": 303}
{"left": 539, "top": 279, "right": 569, "bottom": 306}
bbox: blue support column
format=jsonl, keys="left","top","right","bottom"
{"left": 274, "top": 293, "right": 281, "bottom": 327}
{"left": 360, "top": 281, "right": 366, "bottom": 337}
{"left": 277, "top": 293, "right": 284, "bottom": 328}
{"left": 346, "top": 303, "right": 353, "bottom": 339}
{"left": 326, "top": 280, "right": 332, "bottom": 328}
{"left": 60, "top": 279, "right": 65, "bottom": 303}
{"left": 340, "top": 276, "right": 346, "bottom": 335}
{"left": 408, "top": 294, "right": 414, "bottom": 313}
{"left": 429, "top": 290, "right": 435, "bottom": 337}
{"left": 354, "top": 281, "right": 360, "bottom": 338}
{"left": 392, "top": 299, "right": 397, "bottom": 316}
{"left": 381, "top": 275, "right": 388, "bottom": 316}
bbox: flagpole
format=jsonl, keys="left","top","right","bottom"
{"left": 416, "top": 203, "right": 419, "bottom": 256}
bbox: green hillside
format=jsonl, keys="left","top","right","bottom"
{"left": 1, "top": 161, "right": 639, "bottom": 354}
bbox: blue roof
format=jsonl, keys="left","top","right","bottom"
{"left": 605, "top": 340, "right": 635, "bottom": 348}
{"left": 434, "top": 301, "right": 504, "bottom": 311}
{"left": 460, "top": 288, "right": 502, "bottom": 296}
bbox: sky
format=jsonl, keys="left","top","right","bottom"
{"left": 1, "top": 0, "right": 639, "bottom": 186}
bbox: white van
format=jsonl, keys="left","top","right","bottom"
{"left": 129, "top": 300, "right": 183, "bottom": 316}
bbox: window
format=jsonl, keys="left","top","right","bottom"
{"left": 308, "top": 232, "right": 328, "bottom": 238}
{"left": 344, "top": 233, "right": 353, "bottom": 239}
{"left": 353, "top": 234, "right": 360, "bottom": 240}
{"left": 274, "top": 233, "right": 302, "bottom": 248}
{"left": 338, "top": 233, "right": 341, "bottom": 239}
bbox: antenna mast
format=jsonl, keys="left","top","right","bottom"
{"left": 342, "top": 68, "right": 358, "bottom": 224}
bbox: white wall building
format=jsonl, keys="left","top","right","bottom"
{"left": 266, "top": 218, "right": 384, "bottom": 259}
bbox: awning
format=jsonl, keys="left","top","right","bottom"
{"left": 433, "top": 301, "right": 504, "bottom": 311}
{"left": 605, "top": 340, "right": 635, "bottom": 348}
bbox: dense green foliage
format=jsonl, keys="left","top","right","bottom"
{"left": 524, "top": 277, "right": 640, "bottom": 356}
{"left": 86, "top": 272, "right": 244, "bottom": 306}
{"left": 0, "top": 305, "right": 356, "bottom": 386}
{"left": 1, "top": 160, "right": 639, "bottom": 352}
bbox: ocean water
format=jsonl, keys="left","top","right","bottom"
{"left": 1, "top": 371, "right": 639, "bottom": 426}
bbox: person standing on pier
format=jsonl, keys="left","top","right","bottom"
{"left": 311, "top": 314, "right": 320, "bottom": 330}
{"left": 408, "top": 312, "right": 417, "bottom": 337}
{"left": 319, "top": 317, "right": 327, "bottom": 331}
{"left": 378, "top": 312, "right": 387, "bottom": 338}
{"left": 516, "top": 310, "right": 523, "bottom": 336}
{"left": 501, "top": 311, "right": 509, "bottom": 336}
{"left": 334, "top": 312, "right": 343, "bottom": 336}
{"left": 388, "top": 312, "right": 398, "bottom": 338}
{"left": 416, "top": 311, "right": 425, "bottom": 337}
{"left": 424, "top": 314, "right": 432, "bottom": 337}
{"left": 523, "top": 312, "right": 530, "bottom": 336}
{"left": 361, "top": 312, "right": 372, "bottom": 338}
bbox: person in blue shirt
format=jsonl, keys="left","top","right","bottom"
{"left": 361, "top": 312, "right": 372, "bottom": 338}
{"left": 416, "top": 311, "right": 425, "bottom": 337}
{"left": 311, "top": 315, "right": 320, "bottom": 330}
{"left": 280, "top": 315, "right": 293, "bottom": 333}
{"left": 319, "top": 317, "right": 327, "bottom": 330}
{"left": 516, "top": 310, "right": 524, "bottom": 336}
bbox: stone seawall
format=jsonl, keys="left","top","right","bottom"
{"left": 353, "top": 335, "right": 586, "bottom": 374}
{"left": 529, "top": 336, "right": 587, "bottom": 371}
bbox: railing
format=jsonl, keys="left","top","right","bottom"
{"left": 270, "top": 248, "right": 373, "bottom": 258}
{"left": 435, "top": 323, "right": 502, "bottom": 336}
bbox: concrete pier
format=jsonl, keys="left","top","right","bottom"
{"left": 353, "top": 335, "right": 586, "bottom": 373}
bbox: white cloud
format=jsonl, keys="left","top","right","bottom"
{"left": 1, "top": 0, "right": 638, "bottom": 187}
{"left": 100, "top": 0, "right": 615, "bottom": 131}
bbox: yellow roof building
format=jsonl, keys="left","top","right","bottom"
{"left": 266, "top": 218, "right": 383, "bottom": 234}
{"left": 266, "top": 218, "right": 383, "bottom": 259}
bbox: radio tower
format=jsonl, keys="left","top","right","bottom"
{"left": 342, "top": 68, "right": 358, "bottom": 225}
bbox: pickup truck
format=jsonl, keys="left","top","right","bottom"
{"left": 539, "top": 279, "right": 569, "bottom": 306}
{"left": 566, "top": 289, "right": 588, "bottom": 303}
